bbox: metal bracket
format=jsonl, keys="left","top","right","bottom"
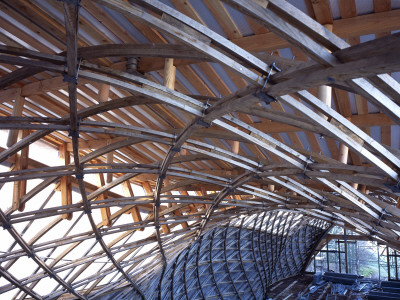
{"left": 57, "top": 0, "right": 81, "bottom": 7}
{"left": 170, "top": 146, "right": 181, "bottom": 152}
{"left": 62, "top": 58, "right": 82, "bottom": 85}
{"left": 202, "top": 98, "right": 211, "bottom": 116}
{"left": 253, "top": 174, "right": 262, "bottom": 180}
{"left": 304, "top": 155, "right": 314, "bottom": 171}
{"left": 384, "top": 179, "right": 400, "bottom": 193}
{"left": 27, "top": 248, "right": 35, "bottom": 258}
{"left": 376, "top": 207, "right": 389, "bottom": 227}
{"left": 2, "top": 223, "right": 11, "bottom": 230}
{"left": 297, "top": 155, "right": 313, "bottom": 180}
{"left": 68, "top": 119, "right": 81, "bottom": 138}
{"left": 75, "top": 174, "right": 84, "bottom": 179}
{"left": 196, "top": 118, "right": 211, "bottom": 128}
{"left": 254, "top": 60, "right": 281, "bottom": 104}
{"left": 68, "top": 130, "right": 80, "bottom": 138}
{"left": 253, "top": 92, "right": 277, "bottom": 104}
{"left": 62, "top": 73, "right": 78, "bottom": 85}
{"left": 296, "top": 172, "right": 311, "bottom": 180}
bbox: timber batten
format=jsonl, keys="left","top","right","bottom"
{"left": 0, "top": 0, "right": 399, "bottom": 299}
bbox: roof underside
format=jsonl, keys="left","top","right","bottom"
{"left": 0, "top": 0, "right": 400, "bottom": 299}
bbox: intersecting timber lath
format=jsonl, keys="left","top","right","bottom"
{"left": 0, "top": 0, "right": 399, "bottom": 299}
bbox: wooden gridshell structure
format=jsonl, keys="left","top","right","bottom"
{"left": 0, "top": 0, "right": 399, "bottom": 299}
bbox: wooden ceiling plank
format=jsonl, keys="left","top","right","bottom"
{"left": 59, "top": 142, "right": 73, "bottom": 220}
{"left": 203, "top": 0, "right": 242, "bottom": 40}
{"left": 374, "top": 0, "right": 392, "bottom": 13}
{"left": 310, "top": 0, "right": 333, "bottom": 25}
{"left": 7, "top": 89, "right": 24, "bottom": 147}
{"left": 0, "top": 2, "right": 65, "bottom": 51}
{"left": 196, "top": 62, "right": 231, "bottom": 97}
{"left": 122, "top": 181, "right": 144, "bottom": 230}
{"left": 169, "top": 0, "right": 205, "bottom": 25}
{"left": 81, "top": 0, "right": 138, "bottom": 44}
{"left": 230, "top": 9, "right": 400, "bottom": 52}
{"left": 9, "top": 0, "right": 69, "bottom": 48}
{"left": 0, "top": 16, "right": 56, "bottom": 54}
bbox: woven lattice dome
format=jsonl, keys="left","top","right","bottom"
{"left": 0, "top": 0, "right": 400, "bottom": 299}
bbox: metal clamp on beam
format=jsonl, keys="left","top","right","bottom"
{"left": 270, "top": 60, "right": 281, "bottom": 73}
{"left": 196, "top": 118, "right": 211, "bottom": 128}
{"left": 63, "top": 58, "right": 82, "bottom": 85}
{"left": 376, "top": 207, "right": 389, "bottom": 227}
{"left": 83, "top": 208, "right": 92, "bottom": 214}
{"left": 253, "top": 174, "right": 262, "bottom": 180}
{"left": 297, "top": 155, "right": 314, "bottom": 180}
{"left": 170, "top": 146, "right": 181, "bottom": 152}
{"left": 304, "top": 155, "right": 314, "bottom": 170}
{"left": 254, "top": 59, "right": 280, "bottom": 104}
{"left": 27, "top": 247, "right": 35, "bottom": 259}
{"left": 2, "top": 223, "right": 11, "bottom": 230}
{"left": 57, "top": 0, "right": 81, "bottom": 7}
{"left": 68, "top": 129, "right": 80, "bottom": 138}
{"left": 62, "top": 73, "right": 78, "bottom": 85}
{"left": 320, "top": 195, "right": 328, "bottom": 206}
{"left": 384, "top": 178, "right": 400, "bottom": 193}
{"left": 202, "top": 99, "right": 211, "bottom": 116}
{"left": 75, "top": 174, "right": 84, "bottom": 179}
{"left": 253, "top": 92, "right": 277, "bottom": 104}
{"left": 296, "top": 172, "right": 311, "bottom": 180}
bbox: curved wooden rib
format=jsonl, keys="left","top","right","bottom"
{"left": 0, "top": 0, "right": 400, "bottom": 299}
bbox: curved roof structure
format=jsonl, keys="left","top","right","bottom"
{"left": 0, "top": 0, "right": 399, "bottom": 299}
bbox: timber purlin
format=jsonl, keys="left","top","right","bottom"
{"left": 0, "top": 0, "right": 399, "bottom": 299}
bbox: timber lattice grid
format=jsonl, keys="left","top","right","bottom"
{"left": 0, "top": 0, "right": 399, "bottom": 299}
{"left": 96, "top": 211, "right": 329, "bottom": 299}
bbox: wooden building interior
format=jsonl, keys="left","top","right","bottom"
{"left": 0, "top": 0, "right": 399, "bottom": 299}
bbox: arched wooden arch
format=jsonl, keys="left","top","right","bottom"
{"left": 0, "top": 0, "right": 399, "bottom": 299}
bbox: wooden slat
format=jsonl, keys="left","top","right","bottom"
{"left": 59, "top": 142, "right": 72, "bottom": 220}
{"left": 95, "top": 173, "right": 112, "bottom": 227}
{"left": 7, "top": 88, "right": 24, "bottom": 147}
{"left": 122, "top": 181, "right": 144, "bottom": 230}
{"left": 230, "top": 9, "right": 400, "bottom": 52}
{"left": 163, "top": 58, "right": 176, "bottom": 90}
{"left": 310, "top": 0, "right": 333, "bottom": 25}
{"left": 203, "top": 0, "right": 242, "bottom": 39}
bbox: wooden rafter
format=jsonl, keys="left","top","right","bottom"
{"left": 0, "top": 0, "right": 399, "bottom": 298}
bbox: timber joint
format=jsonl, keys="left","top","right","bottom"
{"left": 57, "top": 0, "right": 81, "bottom": 7}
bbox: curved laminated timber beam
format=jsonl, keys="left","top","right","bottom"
{"left": 0, "top": 0, "right": 400, "bottom": 299}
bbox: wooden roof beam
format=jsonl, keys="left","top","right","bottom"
{"left": 231, "top": 8, "right": 400, "bottom": 52}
